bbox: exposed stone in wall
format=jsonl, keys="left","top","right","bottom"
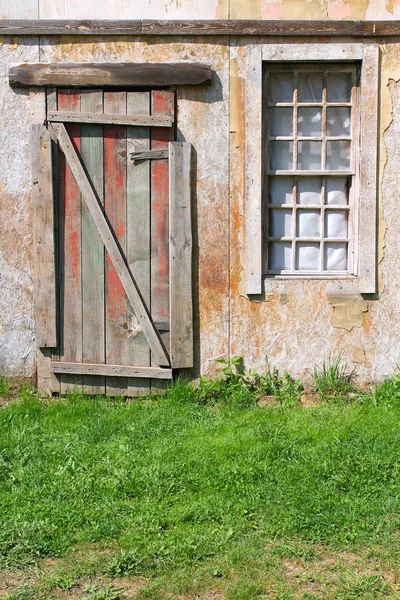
{"left": 328, "top": 295, "right": 369, "bottom": 332}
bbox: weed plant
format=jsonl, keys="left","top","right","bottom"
{"left": 312, "top": 355, "right": 356, "bottom": 400}
{"left": 196, "top": 356, "right": 303, "bottom": 408}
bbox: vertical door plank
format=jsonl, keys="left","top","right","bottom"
{"left": 57, "top": 89, "right": 83, "bottom": 394}
{"left": 31, "top": 123, "right": 57, "bottom": 348}
{"left": 80, "top": 89, "right": 105, "bottom": 395}
{"left": 126, "top": 92, "right": 152, "bottom": 396}
{"left": 151, "top": 90, "right": 174, "bottom": 386}
{"left": 169, "top": 142, "right": 193, "bottom": 368}
{"left": 104, "top": 91, "right": 128, "bottom": 396}
{"left": 46, "top": 88, "right": 60, "bottom": 394}
{"left": 31, "top": 123, "right": 57, "bottom": 395}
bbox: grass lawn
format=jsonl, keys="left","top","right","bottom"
{"left": 1, "top": 370, "right": 400, "bottom": 599}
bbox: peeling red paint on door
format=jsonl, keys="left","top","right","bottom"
{"left": 151, "top": 90, "right": 174, "bottom": 320}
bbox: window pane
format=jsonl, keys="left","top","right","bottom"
{"left": 327, "top": 73, "right": 351, "bottom": 102}
{"left": 269, "top": 177, "right": 294, "bottom": 205}
{"left": 269, "top": 242, "right": 292, "bottom": 270}
{"left": 298, "top": 73, "right": 323, "bottom": 102}
{"left": 269, "top": 107, "right": 293, "bottom": 137}
{"left": 269, "top": 73, "right": 294, "bottom": 103}
{"left": 327, "top": 107, "right": 351, "bottom": 136}
{"left": 296, "top": 243, "right": 320, "bottom": 270}
{"left": 325, "top": 210, "right": 348, "bottom": 238}
{"left": 326, "top": 177, "right": 349, "bottom": 205}
{"left": 269, "top": 209, "right": 292, "bottom": 238}
{"left": 298, "top": 141, "right": 322, "bottom": 170}
{"left": 326, "top": 141, "right": 351, "bottom": 171}
{"left": 298, "top": 107, "right": 322, "bottom": 137}
{"left": 297, "top": 210, "right": 320, "bottom": 237}
{"left": 324, "top": 243, "right": 347, "bottom": 270}
{"left": 270, "top": 141, "right": 294, "bottom": 170}
{"left": 298, "top": 177, "right": 322, "bottom": 204}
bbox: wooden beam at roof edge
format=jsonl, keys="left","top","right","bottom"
{"left": 9, "top": 62, "right": 212, "bottom": 88}
{"left": 1, "top": 19, "right": 400, "bottom": 37}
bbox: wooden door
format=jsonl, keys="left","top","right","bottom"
{"left": 31, "top": 88, "right": 193, "bottom": 396}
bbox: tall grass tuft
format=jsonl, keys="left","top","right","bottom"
{"left": 312, "top": 355, "right": 356, "bottom": 399}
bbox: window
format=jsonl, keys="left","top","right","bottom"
{"left": 245, "top": 44, "right": 379, "bottom": 295}
{"left": 265, "top": 64, "right": 359, "bottom": 275}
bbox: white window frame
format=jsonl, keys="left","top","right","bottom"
{"left": 245, "top": 43, "right": 379, "bottom": 295}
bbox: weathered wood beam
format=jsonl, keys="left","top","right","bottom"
{"left": 169, "top": 142, "right": 193, "bottom": 369}
{"left": 9, "top": 62, "right": 212, "bottom": 88}
{"left": 1, "top": 20, "right": 400, "bottom": 37}
{"left": 30, "top": 123, "right": 57, "bottom": 348}
{"left": 51, "top": 362, "right": 173, "bottom": 379}
{"left": 47, "top": 110, "right": 173, "bottom": 126}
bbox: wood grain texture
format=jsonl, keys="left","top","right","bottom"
{"left": 150, "top": 90, "right": 174, "bottom": 380}
{"left": 50, "top": 122, "right": 170, "bottom": 368}
{"left": 46, "top": 88, "right": 60, "bottom": 395}
{"left": 3, "top": 20, "right": 400, "bottom": 37}
{"left": 52, "top": 362, "right": 172, "bottom": 379}
{"left": 169, "top": 142, "right": 193, "bottom": 369}
{"left": 126, "top": 91, "right": 152, "bottom": 396}
{"left": 104, "top": 90, "right": 129, "bottom": 396}
{"left": 130, "top": 149, "right": 169, "bottom": 161}
{"left": 57, "top": 89, "right": 83, "bottom": 394}
{"left": 48, "top": 111, "right": 173, "bottom": 127}
{"left": 31, "top": 123, "right": 57, "bottom": 349}
{"left": 80, "top": 89, "right": 105, "bottom": 395}
{"left": 245, "top": 45, "right": 263, "bottom": 295}
{"left": 358, "top": 44, "right": 379, "bottom": 294}
{"left": 10, "top": 62, "right": 212, "bottom": 88}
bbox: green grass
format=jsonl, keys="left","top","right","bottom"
{"left": 1, "top": 374, "right": 400, "bottom": 599}
{"left": 0, "top": 375, "right": 11, "bottom": 398}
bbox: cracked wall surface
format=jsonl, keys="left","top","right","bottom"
{"left": 0, "top": 33, "right": 400, "bottom": 384}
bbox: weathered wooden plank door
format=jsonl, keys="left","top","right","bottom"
{"left": 32, "top": 87, "right": 193, "bottom": 396}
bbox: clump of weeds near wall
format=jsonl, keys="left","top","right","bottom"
{"left": 196, "top": 356, "right": 304, "bottom": 408}
{"left": 311, "top": 354, "right": 357, "bottom": 402}
{"left": 2, "top": 368, "right": 400, "bottom": 599}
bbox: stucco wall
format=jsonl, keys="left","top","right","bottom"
{"left": 3, "top": 0, "right": 400, "bottom": 20}
{"left": 0, "top": 33, "right": 399, "bottom": 384}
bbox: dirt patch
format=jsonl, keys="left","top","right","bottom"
{"left": 0, "top": 570, "right": 34, "bottom": 596}
{"left": 300, "top": 392, "right": 321, "bottom": 407}
{"left": 257, "top": 394, "right": 278, "bottom": 407}
{"left": 180, "top": 591, "right": 225, "bottom": 600}
{"left": 112, "top": 577, "right": 148, "bottom": 597}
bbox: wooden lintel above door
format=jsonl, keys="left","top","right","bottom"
{"left": 9, "top": 62, "right": 213, "bottom": 88}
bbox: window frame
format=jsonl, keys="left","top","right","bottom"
{"left": 245, "top": 43, "right": 379, "bottom": 295}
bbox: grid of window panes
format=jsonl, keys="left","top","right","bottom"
{"left": 265, "top": 65, "right": 358, "bottom": 275}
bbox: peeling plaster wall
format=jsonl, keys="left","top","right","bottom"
{"left": 229, "top": 38, "right": 400, "bottom": 384}
{"left": 1, "top": 33, "right": 400, "bottom": 384}
{"left": 0, "top": 38, "right": 39, "bottom": 377}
